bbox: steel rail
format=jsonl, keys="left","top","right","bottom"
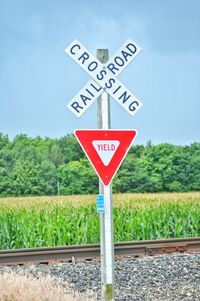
{"left": 0, "top": 237, "right": 200, "bottom": 265}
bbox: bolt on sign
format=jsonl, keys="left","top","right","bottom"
{"left": 65, "top": 39, "right": 143, "bottom": 117}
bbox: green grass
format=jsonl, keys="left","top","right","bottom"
{"left": 0, "top": 193, "right": 200, "bottom": 250}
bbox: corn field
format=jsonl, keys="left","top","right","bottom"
{"left": 0, "top": 192, "right": 200, "bottom": 250}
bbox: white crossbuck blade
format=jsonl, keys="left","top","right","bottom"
{"left": 65, "top": 39, "right": 143, "bottom": 117}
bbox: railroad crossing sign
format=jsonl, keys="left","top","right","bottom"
{"left": 65, "top": 39, "right": 143, "bottom": 117}
{"left": 74, "top": 129, "right": 137, "bottom": 185}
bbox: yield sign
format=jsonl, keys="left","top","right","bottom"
{"left": 74, "top": 129, "right": 137, "bottom": 186}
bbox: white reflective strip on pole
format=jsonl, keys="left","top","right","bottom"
{"left": 104, "top": 184, "right": 113, "bottom": 284}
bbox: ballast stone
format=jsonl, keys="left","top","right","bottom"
{"left": 1, "top": 252, "right": 200, "bottom": 301}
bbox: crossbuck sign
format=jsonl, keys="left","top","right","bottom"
{"left": 65, "top": 39, "right": 143, "bottom": 117}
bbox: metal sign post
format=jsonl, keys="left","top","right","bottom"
{"left": 103, "top": 183, "right": 114, "bottom": 300}
{"left": 65, "top": 39, "right": 142, "bottom": 301}
{"left": 97, "top": 48, "right": 114, "bottom": 300}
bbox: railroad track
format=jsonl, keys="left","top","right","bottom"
{"left": 0, "top": 237, "right": 200, "bottom": 265}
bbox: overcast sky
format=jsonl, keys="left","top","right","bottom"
{"left": 0, "top": 0, "right": 200, "bottom": 145}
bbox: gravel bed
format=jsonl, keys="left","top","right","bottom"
{"left": 0, "top": 253, "right": 200, "bottom": 300}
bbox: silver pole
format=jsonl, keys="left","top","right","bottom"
{"left": 97, "top": 49, "right": 115, "bottom": 301}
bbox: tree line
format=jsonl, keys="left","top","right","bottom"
{"left": 0, "top": 133, "right": 199, "bottom": 196}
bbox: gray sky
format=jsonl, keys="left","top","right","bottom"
{"left": 0, "top": 0, "right": 200, "bottom": 145}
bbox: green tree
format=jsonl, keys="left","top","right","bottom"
{"left": 113, "top": 155, "right": 162, "bottom": 193}
{"left": 58, "top": 159, "right": 98, "bottom": 194}
{"left": 0, "top": 132, "right": 199, "bottom": 196}
{"left": 0, "top": 167, "right": 12, "bottom": 196}
{"left": 58, "top": 135, "right": 85, "bottom": 163}
{"left": 11, "top": 161, "right": 44, "bottom": 195}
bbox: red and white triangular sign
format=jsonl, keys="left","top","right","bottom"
{"left": 74, "top": 129, "right": 137, "bottom": 186}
